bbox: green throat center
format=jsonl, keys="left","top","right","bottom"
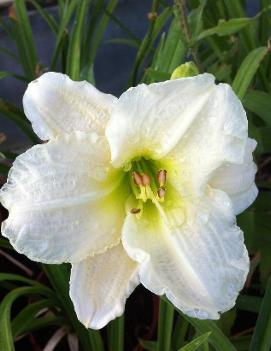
{"left": 126, "top": 158, "right": 167, "bottom": 217}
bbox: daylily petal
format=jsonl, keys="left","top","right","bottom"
{"left": 106, "top": 74, "right": 215, "bottom": 167}
{"left": 210, "top": 138, "right": 258, "bottom": 214}
{"left": 164, "top": 82, "right": 248, "bottom": 197}
{"left": 70, "top": 243, "right": 139, "bottom": 329}
{"left": 122, "top": 187, "right": 249, "bottom": 319}
{"left": 0, "top": 132, "right": 127, "bottom": 264}
{"left": 23, "top": 72, "right": 117, "bottom": 140}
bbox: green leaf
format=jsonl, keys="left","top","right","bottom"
{"left": 236, "top": 295, "right": 262, "bottom": 313}
{"left": 29, "top": 0, "right": 58, "bottom": 33}
{"left": 0, "top": 286, "right": 54, "bottom": 351}
{"left": 50, "top": 0, "right": 78, "bottom": 70}
{"left": 178, "top": 332, "right": 211, "bottom": 351}
{"left": 0, "top": 239, "right": 13, "bottom": 250}
{"left": 157, "top": 298, "right": 174, "bottom": 351}
{"left": 66, "top": 0, "right": 90, "bottom": 80}
{"left": 232, "top": 47, "right": 268, "bottom": 99}
{"left": 162, "top": 297, "right": 236, "bottom": 350}
{"left": 231, "top": 336, "right": 251, "bottom": 350}
{"left": 198, "top": 18, "right": 254, "bottom": 40}
{"left": 0, "top": 71, "right": 10, "bottom": 80}
{"left": 184, "top": 318, "right": 236, "bottom": 351}
{"left": 207, "top": 63, "right": 232, "bottom": 82}
{"left": 88, "top": 0, "right": 119, "bottom": 64}
{"left": 254, "top": 127, "right": 271, "bottom": 153}
{"left": 12, "top": 0, "right": 38, "bottom": 79}
{"left": 189, "top": 0, "right": 207, "bottom": 39}
{"left": 0, "top": 99, "right": 38, "bottom": 143}
{"left": 43, "top": 264, "right": 104, "bottom": 351}
{"left": 243, "top": 90, "right": 271, "bottom": 126}
{"left": 107, "top": 316, "right": 124, "bottom": 351}
{"left": 0, "top": 273, "right": 52, "bottom": 290}
{"left": 0, "top": 71, "right": 27, "bottom": 82}
{"left": 139, "top": 339, "right": 157, "bottom": 351}
{"left": 173, "top": 306, "right": 237, "bottom": 350}
{"left": 250, "top": 276, "right": 271, "bottom": 351}
{"left": 12, "top": 299, "right": 56, "bottom": 337}
{"left": 172, "top": 315, "right": 189, "bottom": 350}
{"left": 80, "top": 63, "right": 95, "bottom": 84}
{"left": 129, "top": 5, "right": 172, "bottom": 85}
{"left": 217, "top": 308, "right": 236, "bottom": 336}
{"left": 104, "top": 9, "right": 140, "bottom": 45}
{"left": 154, "top": 17, "right": 187, "bottom": 74}
{"left": 145, "top": 68, "right": 171, "bottom": 81}
{"left": 20, "top": 315, "right": 66, "bottom": 335}
{"left": 0, "top": 46, "right": 18, "bottom": 61}
{"left": 223, "top": 0, "right": 258, "bottom": 53}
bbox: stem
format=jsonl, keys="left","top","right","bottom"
{"left": 107, "top": 316, "right": 124, "bottom": 351}
{"left": 174, "top": 0, "right": 203, "bottom": 72}
{"left": 157, "top": 298, "right": 174, "bottom": 351}
{"left": 129, "top": 0, "right": 159, "bottom": 85}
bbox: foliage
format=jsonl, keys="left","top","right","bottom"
{"left": 0, "top": 0, "right": 271, "bottom": 350}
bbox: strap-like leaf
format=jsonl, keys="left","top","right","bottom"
{"left": 250, "top": 276, "right": 271, "bottom": 351}
{"left": 178, "top": 332, "right": 211, "bottom": 351}
{"left": 232, "top": 47, "right": 268, "bottom": 99}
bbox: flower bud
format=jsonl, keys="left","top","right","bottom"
{"left": 170, "top": 62, "right": 199, "bottom": 80}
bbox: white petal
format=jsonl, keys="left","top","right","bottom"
{"left": 122, "top": 187, "right": 249, "bottom": 319}
{"left": 70, "top": 244, "right": 139, "bottom": 329}
{"left": 164, "top": 82, "right": 248, "bottom": 197}
{"left": 23, "top": 72, "right": 117, "bottom": 140}
{"left": 106, "top": 74, "right": 215, "bottom": 167}
{"left": 0, "top": 132, "right": 126, "bottom": 264}
{"left": 210, "top": 138, "right": 258, "bottom": 214}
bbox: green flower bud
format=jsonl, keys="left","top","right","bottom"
{"left": 170, "top": 61, "right": 199, "bottom": 80}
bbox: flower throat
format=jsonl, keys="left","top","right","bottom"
{"left": 127, "top": 158, "right": 167, "bottom": 216}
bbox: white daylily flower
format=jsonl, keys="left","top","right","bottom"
{"left": 0, "top": 72, "right": 257, "bottom": 329}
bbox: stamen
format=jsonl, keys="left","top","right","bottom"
{"left": 142, "top": 173, "right": 151, "bottom": 186}
{"left": 133, "top": 171, "right": 143, "bottom": 186}
{"left": 157, "top": 170, "right": 167, "bottom": 187}
{"left": 157, "top": 187, "right": 166, "bottom": 198}
{"left": 130, "top": 208, "right": 141, "bottom": 214}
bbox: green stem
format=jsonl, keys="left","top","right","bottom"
{"left": 157, "top": 297, "right": 174, "bottom": 351}
{"left": 107, "top": 316, "right": 124, "bottom": 351}
{"left": 174, "top": 0, "right": 203, "bottom": 72}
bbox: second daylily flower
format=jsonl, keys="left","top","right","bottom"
{"left": 0, "top": 72, "right": 257, "bottom": 329}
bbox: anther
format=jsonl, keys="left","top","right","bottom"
{"left": 133, "top": 171, "right": 143, "bottom": 186}
{"left": 157, "top": 170, "right": 167, "bottom": 187}
{"left": 157, "top": 187, "right": 166, "bottom": 198}
{"left": 130, "top": 208, "right": 141, "bottom": 214}
{"left": 142, "top": 173, "right": 151, "bottom": 186}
